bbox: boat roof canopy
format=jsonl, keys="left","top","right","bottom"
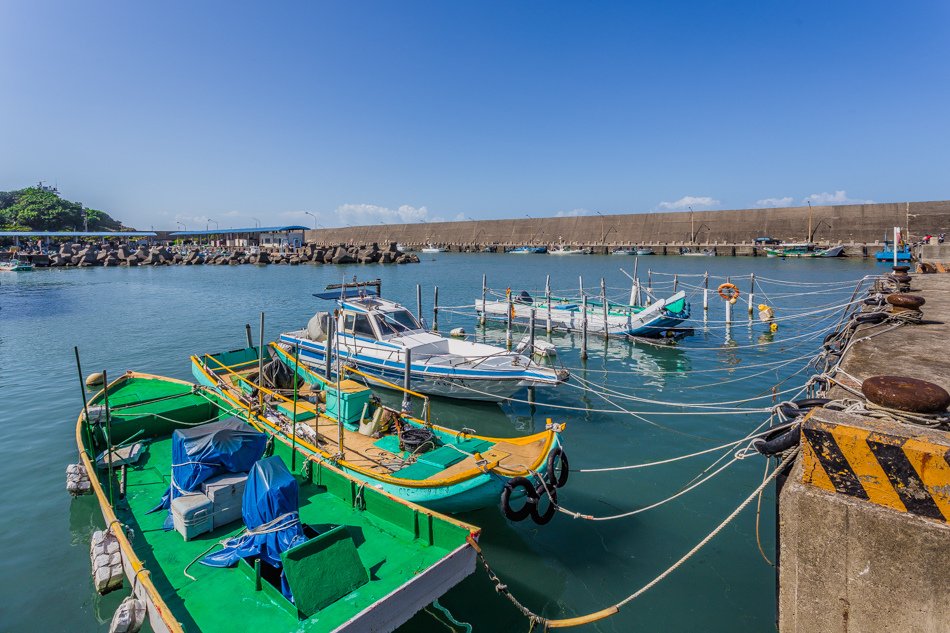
{"left": 313, "top": 288, "right": 379, "bottom": 300}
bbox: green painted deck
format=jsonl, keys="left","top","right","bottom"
{"left": 90, "top": 378, "right": 472, "bottom": 632}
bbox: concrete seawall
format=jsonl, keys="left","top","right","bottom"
{"left": 306, "top": 200, "right": 950, "bottom": 248}
{"left": 778, "top": 272, "right": 950, "bottom": 632}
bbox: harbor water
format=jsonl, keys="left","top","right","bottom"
{"left": 0, "top": 254, "right": 880, "bottom": 632}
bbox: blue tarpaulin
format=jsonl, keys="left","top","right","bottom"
{"left": 202, "top": 456, "right": 307, "bottom": 600}
{"left": 149, "top": 418, "right": 267, "bottom": 521}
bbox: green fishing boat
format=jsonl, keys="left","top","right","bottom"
{"left": 72, "top": 370, "right": 480, "bottom": 633}
{"left": 190, "top": 342, "right": 569, "bottom": 521}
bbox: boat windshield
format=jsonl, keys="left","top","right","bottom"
{"left": 376, "top": 309, "right": 423, "bottom": 335}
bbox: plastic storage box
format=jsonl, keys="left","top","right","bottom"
{"left": 202, "top": 472, "right": 248, "bottom": 529}
{"left": 325, "top": 380, "right": 372, "bottom": 428}
{"left": 171, "top": 493, "right": 213, "bottom": 540}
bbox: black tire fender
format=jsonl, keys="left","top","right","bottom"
{"left": 500, "top": 476, "right": 538, "bottom": 522}
{"left": 530, "top": 482, "right": 558, "bottom": 525}
{"left": 546, "top": 447, "right": 570, "bottom": 488}
{"left": 854, "top": 311, "right": 887, "bottom": 324}
{"left": 779, "top": 398, "right": 831, "bottom": 418}
{"left": 753, "top": 423, "right": 802, "bottom": 456}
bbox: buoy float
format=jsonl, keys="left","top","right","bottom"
{"left": 109, "top": 595, "right": 146, "bottom": 633}
{"left": 757, "top": 304, "right": 775, "bottom": 322}
{"left": 770, "top": 322, "right": 778, "bottom": 332}
{"left": 86, "top": 372, "right": 104, "bottom": 388}
{"left": 66, "top": 462, "right": 91, "bottom": 496}
{"left": 449, "top": 327, "right": 466, "bottom": 338}
{"left": 717, "top": 283, "right": 740, "bottom": 301}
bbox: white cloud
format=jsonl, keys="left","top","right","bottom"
{"left": 334, "top": 203, "right": 434, "bottom": 227}
{"left": 555, "top": 208, "right": 594, "bottom": 217}
{"left": 802, "top": 190, "right": 874, "bottom": 205}
{"left": 657, "top": 196, "right": 720, "bottom": 211}
{"left": 755, "top": 197, "right": 794, "bottom": 208}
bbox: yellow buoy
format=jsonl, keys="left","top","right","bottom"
{"left": 85, "top": 372, "right": 104, "bottom": 388}
{"left": 770, "top": 322, "right": 779, "bottom": 332}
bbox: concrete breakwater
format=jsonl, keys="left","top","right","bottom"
{"left": 15, "top": 241, "right": 420, "bottom": 267}
{"left": 307, "top": 199, "right": 950, "bottom": 250}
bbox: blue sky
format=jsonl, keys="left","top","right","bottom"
{"left": 1, "top": 1, "right": 948, "bottom": 229}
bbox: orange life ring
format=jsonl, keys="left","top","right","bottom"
{"left": 717, "top": 283, "right": 740, "bottom": 300}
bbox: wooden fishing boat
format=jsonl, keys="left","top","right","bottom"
{"left": 191, "top": 344, "right": 569, "bottom": 518}
{"left": 74, "top": 371, "right": 480, "bottom": 633}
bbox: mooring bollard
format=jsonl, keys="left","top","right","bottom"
{"left": 433, "top": 285, "right": 439, "bottom": 332}
{"left": 581, "top": 295, "right": 589, "bottom": 360}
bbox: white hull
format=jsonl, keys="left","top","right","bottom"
{"left": 475, "top": 291, "right": 688, "bottom": 336}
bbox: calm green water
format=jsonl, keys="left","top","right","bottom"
{"left": 0, "top": 254, "right": 881, "bottom": 632}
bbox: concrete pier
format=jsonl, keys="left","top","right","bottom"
{"left": 778, "top": 273, "right": 950, "bottom": 633}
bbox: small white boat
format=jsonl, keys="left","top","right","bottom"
{"left": 611, "top": 248, "right": 636, "bottom": 256}
{"left": 680, "top": 247, "right": 715, "bottom": 256}
{"left": 0, "top": 259, "right": 33, "bottom": 271}
{"left": 281, "top": 287, "right": 568, "bottom": 401}
{"left": 764, "top": 243, "right": 845, "bottom": 258}
{"left": 476, "top": 290, "right": 690, "bottom": 337}
{"left": 635, "top": 247, "right": 655, "bottom": 256}
{"left": 421, "top": 244, "right": 448, "bottom": 253}
{"left": 548, "top": 242, "right": 591, "bottom": 255}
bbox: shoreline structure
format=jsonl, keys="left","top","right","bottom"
{"left": 307, "top": 199, "right": 950, "bottom": 253}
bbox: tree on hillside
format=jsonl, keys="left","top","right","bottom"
{"left": 0, "top": 187, "right": 125, "bottom": 231}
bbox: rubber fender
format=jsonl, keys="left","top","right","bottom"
{"left": 822, "top": 331, "right": 842, "bottom": 351}
{"left": 853, "top": 311, "right": 887, "bottom": 324}
{"left": 500, "top": 476, "right": 538, "bottom": 522}
{"left": 546, "top": 447, "right": 570, "bottom": 488}
{"left": 779, "top": 398, "right": 831, "bottom": 419}
{"left": 753, "top": 423, "right": 801, "bottom": 456}
{"left": 530, "top": 481, "right": 558, "bottom": 525}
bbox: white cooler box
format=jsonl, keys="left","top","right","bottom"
{"left": 202, "top": 472, "right": 248, "bottom": 530}
{"left": 171, "top": 493, "right": 213, "bottom": 541}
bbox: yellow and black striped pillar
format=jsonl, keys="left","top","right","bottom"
{"left": 801, "top": 410, "right": 950, "bottom": 523}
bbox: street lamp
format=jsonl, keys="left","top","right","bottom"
{"left": 304, "top": 211, "right": 317, "bottom": 229}
{"left": 176, "top": 221, "right": 186, "bottom": 231}
{"left": 250, "top": 217, "right": 261, "bottom": 228}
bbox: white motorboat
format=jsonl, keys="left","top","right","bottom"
{"left": 764, "top": 242, "right": 845, "bottom": 258}
{"left": 280, "top": 287, "right": 568, "bottom": 401}
{"left": 421, "top": 243, "right": 448, "bottom": 253}
{"left": 548, "top": 242, "right": 592, "bottom": 255}
{"left": 611, "top": 248, "right": 636, "bottom": 256}
{"left": 635, "top": 247, "right": 655, "bottom": 256}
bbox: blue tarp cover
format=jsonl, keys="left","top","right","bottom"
{"left": 150, "top": 418, "right": 267, "bottom": 518}
{"left": 202, "top": 456, "right": 307, "bottom": 599}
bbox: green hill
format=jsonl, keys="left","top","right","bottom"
{"left": 0, "top": 184, "right": 127, "bottom": 232}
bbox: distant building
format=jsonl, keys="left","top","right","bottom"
{"left": 168, "top": 226, "right": 307, "bottom": 249}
